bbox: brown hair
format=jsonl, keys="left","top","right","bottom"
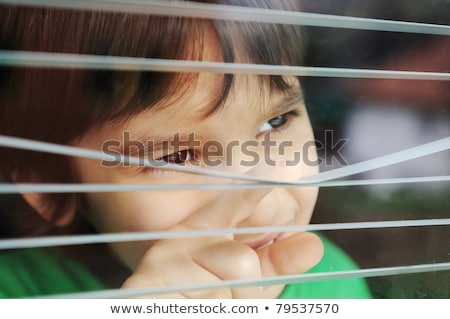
{"left": 0, "top": 0, "right": 305, "bottom": 236}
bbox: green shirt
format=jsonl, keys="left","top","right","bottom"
{"left": 279, "top": 234, "right": 372, "bottom": 298}
{"left": 0, "top": 234, "right": 371, "bottom": 298}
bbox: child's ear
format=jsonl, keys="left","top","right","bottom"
{"left": 20, "top": 192, "right": 77, "bottom": 227}
{"left": 11, "top": 172, "right": 77, "bottom": 226}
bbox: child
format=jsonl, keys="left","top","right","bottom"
{"left": 0, "top": 0, "right": 371, "bottom": 298}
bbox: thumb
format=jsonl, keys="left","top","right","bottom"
{"left": 257, "top": 232, "right": 324, "bottom": 278}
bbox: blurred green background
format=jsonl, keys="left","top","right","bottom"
{"left": 300, "top": 0, "right": 450, "bottom": 298}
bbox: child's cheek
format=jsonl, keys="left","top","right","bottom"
{"left": 274, "top": 155, "right": 319, "bottom": 183}
{"left": 288, "top": 186, "right": 319, "bottom": 226}
{"left": 103, "top": 190, "right": 216, "bottom": 266}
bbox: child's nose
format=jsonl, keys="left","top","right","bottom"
{"left": 218, "top": 138, "right": 290, "bottom": 178}
{"left": 184, "top": 162, "right": 286, "bottom": 229}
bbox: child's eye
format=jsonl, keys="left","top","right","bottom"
{"left": 268, "top": 114, "right": 288, "bottom": 128}
{"left": 257, "top": 111, "right": 298, "bottom": 135}
{"left": 158, "top": 149, "right": 195, "bottom": 165}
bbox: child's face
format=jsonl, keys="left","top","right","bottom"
{"left": 68, "top": 34, "right": 320, "bottom": 291}
{"left": 71, "top": 69, "right": 319, "bottom": 271}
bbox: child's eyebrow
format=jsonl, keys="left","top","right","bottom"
{"left": 198, "top": 89, "right": 304, "bottom": 121}
{"left": 265, "top": 91, "right": 304, "bottom": 119}
{"left": 120, "top": 134, "right": 201, "bottom": 158}
{"left": 121, "top": 138, "right": 169, "bottom": 158}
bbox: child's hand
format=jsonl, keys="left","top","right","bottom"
{"left": 122, "top": 186, "right": 324, "bottom": 298}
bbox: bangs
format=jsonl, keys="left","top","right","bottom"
{"left": 1, "top": 3, "right": 305, "bottom": 142}
{"left": 1, "top": 9, "right": 212, "bottom": 141}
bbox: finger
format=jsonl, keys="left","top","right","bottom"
{"left": 190, "top": 237, "right": 264, "bottom": 298}
{"left": 122, "top": 268, "right": 233, "bottom": 299}
{"left": 257, "top": 232, "right": 324, "bottom": 278}
{"left": 122, "top": 239, "right": 234, "bottom": 298}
